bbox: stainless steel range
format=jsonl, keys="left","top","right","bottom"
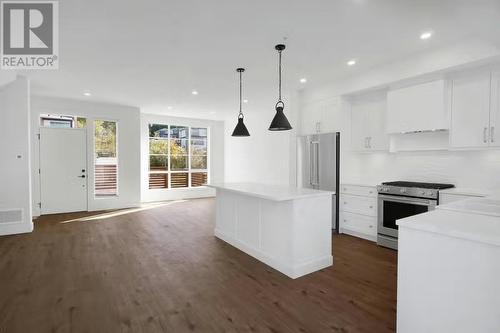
{"left": 376, "top": 181, "right": 454, "bottom": 250}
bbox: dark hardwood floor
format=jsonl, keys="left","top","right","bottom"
{"left": 0, "top": 198, "right": 397, "bottom": 333}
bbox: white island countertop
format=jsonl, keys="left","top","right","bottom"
{"left": 397, "top": 204, "right": 500, "bottom": 247}
{"left": 208, "top": 183, "right": 335, "bottom": 202}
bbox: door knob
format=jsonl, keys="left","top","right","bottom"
{"left": 82, "top": 169, "right": 86, "bottom": 173}
{"left": 78, "top": 175, "right": 86, "bottom": 178}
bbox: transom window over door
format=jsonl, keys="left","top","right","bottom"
{"left": 148, "top": 124, "right": 208, "bottom": 189}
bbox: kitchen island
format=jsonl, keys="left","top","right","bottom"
{"left": 208, "top": 183, "right": 335, "bottom": 279}
{"left": 396, "top": 197, "right": 500, "bottom": 333}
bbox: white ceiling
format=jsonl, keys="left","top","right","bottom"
{"left": 22, "top": 0, "right": 500, "bottom": 120}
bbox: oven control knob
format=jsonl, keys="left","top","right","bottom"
{"left": 427, "top": 191, "right": 433, "bottom": 196}
{"left": 421, "top": 191, "right": 426, "bottom": 195}
{"left": 400, "top": 188, "right": 407, "bottom": 193}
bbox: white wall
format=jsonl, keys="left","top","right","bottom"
{"left": 31, "top": 96, "right": 141, "bottom": 216}
{"left": 0, "top": 71, "right": 16, "bottom": 87}
{"left": 224, "top": 92, "right": 299, "bottom": 186}
{"left": 299, "top": 40, "right": 500, "bottom": 190}
{"left": 0, "top": 76, "right": 33, "bottom": 235}
{"left": 140, "top": 113, "right": 225, "bottom": 202}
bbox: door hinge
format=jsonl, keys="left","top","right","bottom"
{"left": 37, "top": 202, "right": 41, "bottom": 208}
{"left": 38, "top": 168, "right": 41, "bottom": 174}
{"left": 37, "top": 134, "right": 40, "bottom": 140}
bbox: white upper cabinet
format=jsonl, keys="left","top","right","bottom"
{"left": 350, "top": 92, "right": 388, "bottom": 151}
{"left": 450, "top": 71, "right": 491, "bottom": 148}
{"left": 387, "top": 80, "right": 448, "bottom": 134}
{"left": 300, "top": 97, "right": 340, "bottom": 135}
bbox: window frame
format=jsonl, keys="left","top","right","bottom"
{"left": 148, "top": 124, "right": 209, "bottom": 190}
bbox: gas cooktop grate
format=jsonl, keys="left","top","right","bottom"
{"left": 381, "top": 181, "right": 455, "bottom": 190}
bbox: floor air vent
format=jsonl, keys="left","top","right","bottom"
{"left": 0, "top": 209, "right": 23, "bottom": 224}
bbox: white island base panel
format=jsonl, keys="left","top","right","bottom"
{"left": 397, "top": 210, "right": 500, "bottom": 333}
{"left": 214, "top": 189, "right": 333, "bottom": 279}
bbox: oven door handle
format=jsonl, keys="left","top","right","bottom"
{"left": 378, "top": 194, "right": 435, "bottom": 206}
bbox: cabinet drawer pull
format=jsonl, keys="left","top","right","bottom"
{"left": 369, "top": 225, "right": 373, "bottom": 228}
{"left": 491, "top": 126, "right": 495, "bottom": 143}
{"left": 369, "top": 205, "right": 373, "bottom": 209}
{"left": 484, "top": 127, "right": 488, "bottom": 143}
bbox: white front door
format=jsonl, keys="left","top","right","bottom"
{"left": 40, "top": 127, "right": 87, "bottom": 214}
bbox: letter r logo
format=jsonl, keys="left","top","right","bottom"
{"left": 2, "top": 2, "right": 54, "bottom": 54}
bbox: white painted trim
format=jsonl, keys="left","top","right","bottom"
{"left": 215, "top": 229, "right": 332, "bottom": 279}
{"left": 340, "top": 227, "right": 377, "bottom": 242}
{"left": 0, "top": 221, "right": 33, "bottom": 236}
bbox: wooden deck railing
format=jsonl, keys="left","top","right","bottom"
{"left": 95, "top": 164, "right": 117, "bottom": 195}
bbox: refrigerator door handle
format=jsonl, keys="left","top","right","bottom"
{"left": 309, "top": 141, "right": 314, "bottom": 185}
{"left": 311, "top": 141, "right": 320, "bottom": 186}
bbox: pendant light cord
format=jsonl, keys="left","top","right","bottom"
{"left": 239, "top": 70, "right": 243, "bottom": 117}
{"left": 278, "top": 49, "right": 282, "bottom": 102}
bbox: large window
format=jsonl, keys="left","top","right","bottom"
{"left": 95, "top": 120, "right": 118, "bottom": 196}
{"left": 149, "top": 124, "right": 208, "bottom": 189}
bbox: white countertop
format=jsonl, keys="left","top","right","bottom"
{"left": 208, "top": 183, "right": 335, "bottom": 202}
{"left": 440, "top": 187, "right": 492, "bottom": 197}
{"left": 341, "top": 182, "right": 378, "bottom": 188}
{"left": 397, "top": 207, "right": 500, "bottom": 247}
{"left": 437, "top": 196, "right": 500, "bottom": 217}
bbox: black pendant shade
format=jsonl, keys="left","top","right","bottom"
{"left": 232, "top": 115, "right": 250, "bottom": 136}
{"left": 269, "top": 101, "right": 292, "bottom": 131}
{"left": 232, "top": 68, "right": 250, "bottom": 137}
{"left": 269, "top": 44, "right": 292, "bottom": 131}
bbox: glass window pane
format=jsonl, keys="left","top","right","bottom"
{"left": 191, "top": 127, "right": 207, "bottom": 139}
{"left": 149, "top": 155, "right": 168, "bottom": 171}
{"left": 171, "top": 173, "right": 188, "bottom": 188}
{"left": 171, "top": 155, "right": 188, "bottom": 170}
{"left": 191, "top": 139, "right": 207, "bottom": 155}
{"left": 95, "top": 120, "right": 117, "bottom": 158}
{"left": 149, "top": 138, "right": 168, "bottom": 154}
{"left": 149, "top": 173, "right": 168, "bottom": 189}
{"left": 191, "top": 172, "right": 207, "bottom": 187}
{"left": 76, "top": 117, "right": 87, "bottom": 128}
{"left": 149, "top": 124, "right": 169, "bottom": 138}
{"left": 95, "top": 120, "right": 117, "bottom": 196}
{"left": 170, "top": 126, "right": 189, "bottom": 139}
{"left": 191, "top": 156, "right": 207, "bottom": 170}
{"left": 170, "top": 139, "right": 188, "bottom": 155}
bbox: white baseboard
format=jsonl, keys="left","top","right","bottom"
{"left": 0, "top": 222, "right": 33, "bottom": 236}
{"left": 215, "top": 228, "right": 333, "bottom": 279}
{"left": 340, "top": 227, "right": 377, "bottom": 242}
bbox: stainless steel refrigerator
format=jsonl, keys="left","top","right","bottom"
{"left": 297, "top": 132, "right": 340, "bottom": 230}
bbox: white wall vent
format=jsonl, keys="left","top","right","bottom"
{"left": 0, "top": 209, "right": 23, "bottom": 224}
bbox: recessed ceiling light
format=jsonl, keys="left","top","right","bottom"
{"left": 299, "top": 78, "right": 307, "bottom": 83}
{"left": 347, "top": 59, "right": 356, "bottom": 66}
{"left": 167, "top": 106, "right": 173, "bottom": 110}
{"left": 420, "top": 31, "right": 433, "bottom": 40}
{"left": 209, "top": 111, "right": 216, "bottom": 114}
{"left": 83, "top": 91, "right": 91, "bottom": 97}
{"left": 243, "top": 99, "right": 248, "bottom": 103}
{"left": 191, "top": 90, "right": 198, "bottom": 95}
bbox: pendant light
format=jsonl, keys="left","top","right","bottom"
{"left": 269, "top": 44, "right": 292, "bottom": 131}
{"left": 231, "top": 68, "right": 250, "bottom": 137}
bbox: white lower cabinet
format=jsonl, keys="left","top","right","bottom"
{"left": 340, "top": 184, "right": 377, "bottom": 241}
